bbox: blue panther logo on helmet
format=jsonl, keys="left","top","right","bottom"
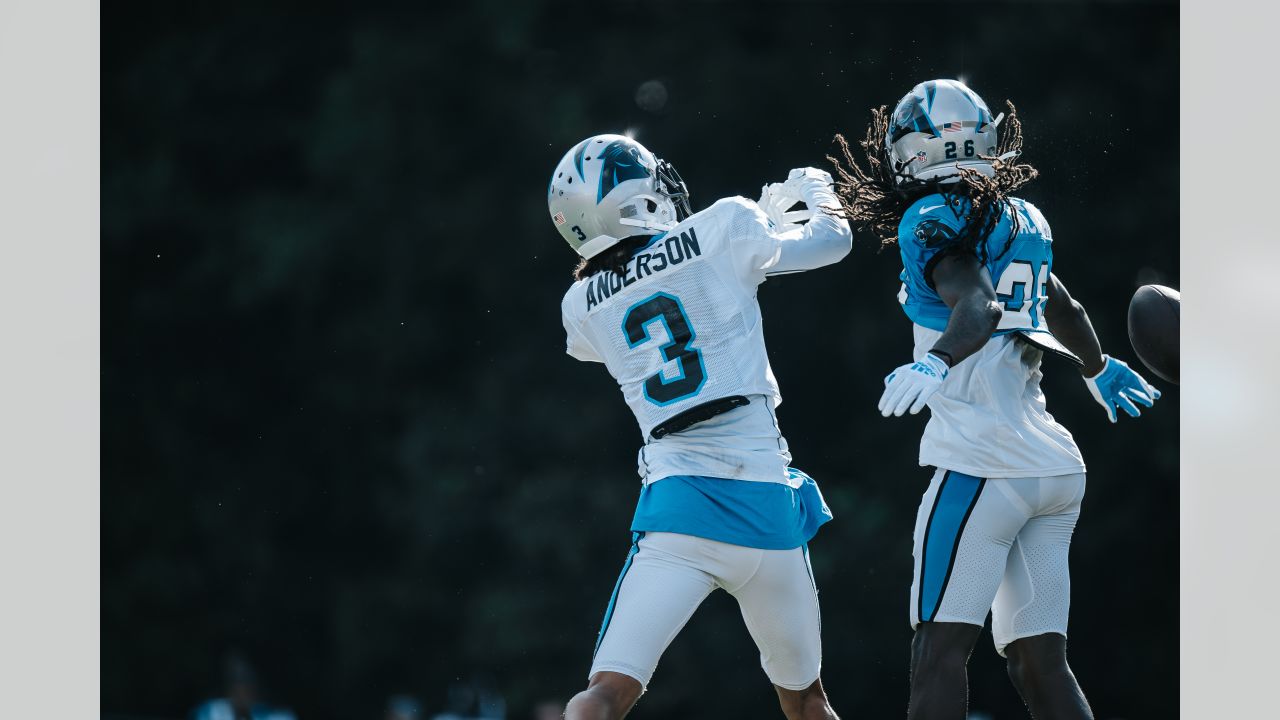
{"left": 889, "top": 80, "right": 995, "bottom": 146}
{"left": 891, "top": 82, "right": 941, "bottom": 143}
{"left": 597, "top": 139, "right": 652, "bottom": 203}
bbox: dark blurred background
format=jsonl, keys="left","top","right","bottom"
{"left": 103, "top": 1, "right": 1178, "bottom": 718}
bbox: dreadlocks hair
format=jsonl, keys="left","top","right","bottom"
{"left": 827, "top": 100, "right": 1039, "bottom": 265}
{"left": 572, "top": 235, "right": 652, "bottom": 281}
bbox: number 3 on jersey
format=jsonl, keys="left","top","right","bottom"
{"left": 622, "top": 292, "right": 707, "bottom": 406}
{"left": 995, "top": 259, "right": 1049, "bottom": 330}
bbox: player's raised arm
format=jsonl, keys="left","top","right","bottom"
{"left": 877, "top": 251, "right": 1001, "bottom": 417}
{"left": 1045, "top": 272, "right": 1161, "bottom": 422}
{"left": 764, "top": 168, "right": 852, "bottom": 275}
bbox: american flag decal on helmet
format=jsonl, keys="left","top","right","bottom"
{"left": 553, "top": 212, "right": 566, "bottom": 226}
{"left": 942, "top": 121, "right": 966, "bottom": 133}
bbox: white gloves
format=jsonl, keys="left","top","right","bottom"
{"left": 758, "top": 167, "right": 839, "bottom": 232}
{"left": 785, "top": 166, "right": 833, "bottom": 185}
{"left": 879, "top": 353, "right": 950, "bottom": 417}
{"left": 784, "top": 167, "right": 839, "bottom": 211}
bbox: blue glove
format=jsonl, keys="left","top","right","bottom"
{"left": 879, "top": 353, "right": 949, "bottom": 417}
{"left": 1083, "top": 355, "right": 1161, "bottom": 423}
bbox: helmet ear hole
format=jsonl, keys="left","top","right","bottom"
{"left": 646, "top": 199, "right": 657, "bottom": 213}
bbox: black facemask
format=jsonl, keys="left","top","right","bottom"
{"left": 654, "top": 158, "right": 692, "bottom": 221}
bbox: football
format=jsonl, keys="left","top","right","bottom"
{"left": 1127, "top": 284, "right": 1180, "bottom": 385}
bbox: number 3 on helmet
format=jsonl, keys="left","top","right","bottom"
{"left": 548, "top": 134, "right": 692, "bottom": 259}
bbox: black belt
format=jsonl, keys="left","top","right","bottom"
{"left": 650, "top": 395, "right": 751, "bottom": 439}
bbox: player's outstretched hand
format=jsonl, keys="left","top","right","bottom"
{"left": 879, "top": 353, "right": 949, "bottom": 417}
{"left": 785, "top": 166, "right": 834, "bottom": 187}
{"left": 1083, "top": 355, "right": 1161, "bottom": 423}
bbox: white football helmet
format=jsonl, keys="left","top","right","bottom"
{"left": 548, "top": 134, "right": 691, "bottom": 259}
{"left": 886, "top": 79, "right": 1006, "bottom": 184}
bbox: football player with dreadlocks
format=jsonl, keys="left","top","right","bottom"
{"left": 547, "top": 134, "right": 851, "bottom": 720}
{"left": 829, "top": 80, "right": 1162, "bottom": 719}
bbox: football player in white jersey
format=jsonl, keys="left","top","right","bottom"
{"left": 548, "top": 134, "right": 851, "bottom": 720}
{"left": 829, "top": 81, "right": 1162, "bottom": 720}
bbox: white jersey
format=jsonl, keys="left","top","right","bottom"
{"left": 562, "top": 196, "right": 830, "bottom": 485}
{"left": 913, "top": 324, "right": 1086, "bottom": 478}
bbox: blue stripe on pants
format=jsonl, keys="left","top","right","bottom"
{"left": 918, "top": 471, "right": 986, "bottom": 623}
{"left": 594, "top": 531, "right": 644, "bottom": 656}
{"left": 801, "top": 543, "right": 820, "bottom": 634}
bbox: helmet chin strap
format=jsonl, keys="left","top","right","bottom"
{"left": 618, "top": 216, "right": 676, "bottom": 233}
{"left": 618, "top": 191, "right": 679, "bottom": 233}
